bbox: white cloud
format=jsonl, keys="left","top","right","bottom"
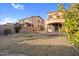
{"left": 11, "top": 3, "right": 24, "bottom": 10}
{"left": 0, "top": 18, "right": 17, "bottom": 25}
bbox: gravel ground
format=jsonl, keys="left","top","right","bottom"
{"left": 0, "top": 32, "right": 79, "bottom": 56}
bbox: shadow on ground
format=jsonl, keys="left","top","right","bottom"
{"left": 1, "top": 43, "right": 79, "bottom": 56}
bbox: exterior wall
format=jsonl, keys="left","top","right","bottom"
{"left": 0, "top": 25, "right": 4, "bottom": 34}
{"left": 20, "top": 26, "right": 33, "bottom": 32}
{"left": 32, "top": 16, "right": 45, "bottom": 31}
{"left": 19, "top": 16, "right": 45, "bottom": 32}
{"left": 45, "top": 12, "right": 65, "bottom": 32}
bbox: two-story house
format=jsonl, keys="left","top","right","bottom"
{"left": 45, "top": 11, "right": 65, "bottom": 32}
{"left": 19, "top": 16, "right": 45, "bottom": 32}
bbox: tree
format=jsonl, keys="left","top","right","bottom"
{"left": 62, "top": 4, "right": 79, "bottom": 47}
{"left": 57, "top": 4, "right": 66, "bottom": 33}
{"left": 15, "top": 26, "right": 21, "bottom": 33}
{"left": 58, "top": 4, "right": 65, "bottom": 12}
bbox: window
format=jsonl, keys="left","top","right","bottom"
{"left": 60, "top": 15, "right": 63, "bottom": 19}
{"left": 32, "top": 25, "right": 34, "bottom": 27}
{"left": 38, "top": 20, "right": 39, "bottom": 23}
{"left": 40, "top": 25, "right": 44, "bottom": 30}
{"left": 33, "top": 29, "right": 34, "bottom": 31}
{"left": 27, "top": 23, "right": 31, "bottom": 26}
{"left": 54, "top": 14, "right": 57, "bottom": 15}
{"left": 40, "top": 25, "right": 42, "bottom": 28}
{"left": 57, "top": 15, "right": 60, "bottom": 19}
{"left": 38, "top": 25, "right": 39, "bottom": 27}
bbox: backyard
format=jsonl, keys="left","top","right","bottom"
{"left": 0, "top": 32, "right": 79, "bottom": 56}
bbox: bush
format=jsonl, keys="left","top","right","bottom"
{"left": 61, "top": 4, "right": 79, "bottom": 47}
{"left": 15, "top": 26, "right": 21, "bottom": 33}
{"left": 4, "top": 29, "right": 12, "bottom": 35}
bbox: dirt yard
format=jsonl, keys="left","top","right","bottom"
{"left": 0, "top": 32, "right": 79, "bottom": 56}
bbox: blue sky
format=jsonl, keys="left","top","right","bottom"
{"left": 0, "top": 3, "right": 70, "bottom": 24}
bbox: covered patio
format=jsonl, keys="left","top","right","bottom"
{"left": 47, "top": 23, "right": 62, "bottom": 32}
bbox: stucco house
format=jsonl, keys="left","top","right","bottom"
{"left": 19, "top": 16, "right": 45, "bottom": 32}
{"left": 45, "top": 11, "right": 65, "bottom": 32}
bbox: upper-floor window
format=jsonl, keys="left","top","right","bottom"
{"left": 40, "top": 25, "right": 42, "bottom": 28}
{"left": 38, "top": 20, "right": 39, "bottom": 23}
{"left": 38, "top": 25, "right": 39, "bottom": 27}
{"left": 54, "top": 14, "right": 57, "bottom": 15}
{"left": 56, "top": 15, "right": 60, "bottom": 19}
{"left": 32, "top": 25, "right": 34, "bottom": 27}
{"left": 27, "top": 24, "right": 31, "bottom": 26}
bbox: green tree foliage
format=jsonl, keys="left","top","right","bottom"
{"left": 15, "top": 26, "right": 21, "bottom": 33}
{"left": 57, "top": 4, "right": 66, "bottom": 33}
{"left": 60, "top": 4, "right": 79, "bottom": 47}
{"left": 58, "top": 4, "right": 65, "bottom": 11}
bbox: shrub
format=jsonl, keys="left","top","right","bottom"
{"left": 4, "top": 29, "right": 12, "bottom": 35}
{"left": 15, "top": 26, "right": 21, "bottom": 33}
{"left": 60, "top": 4, "right": 79, "bottom": 47}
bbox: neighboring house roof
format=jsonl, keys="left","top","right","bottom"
{"left": 19, "top": 16, "right": 44, "bottom": 22}
{"left": 19, "top": 16, "right": 44, "bottom": 23}
{"left": 30, "top": 16, "right": 44, "bottom": 21}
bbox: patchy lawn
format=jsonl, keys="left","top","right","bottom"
{"left": 0, "top": 32, "right": 79, "bottom": 56}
